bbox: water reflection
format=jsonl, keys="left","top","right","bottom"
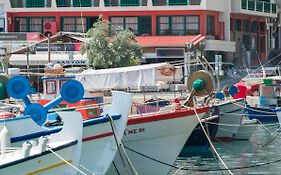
{"left": 169, "top": 124, "right": 281, "bottom": 175}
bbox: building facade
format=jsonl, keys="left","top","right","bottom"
{"left": 3, "top": 0, "right": 278, "bottom": 67}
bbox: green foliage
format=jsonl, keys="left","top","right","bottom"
{"left": 80, "top": 19, "right": 142, "bottom": 69}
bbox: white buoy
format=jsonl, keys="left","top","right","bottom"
{"left": 0, "top": 125, "right": 10, "bottom": 158}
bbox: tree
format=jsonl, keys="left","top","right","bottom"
{"left": 80, "top": 19, "right": 142, "bottom": 69}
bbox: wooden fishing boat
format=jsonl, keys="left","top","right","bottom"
{"left": 2, "top": 76, "right": 131, "bottom": 175}
{"left": 0, "top": 111, "right": 82, "bottom": 175}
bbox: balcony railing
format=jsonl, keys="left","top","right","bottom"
{"left": 56, "top": 0, "right": 99, "bottom": 7}
{"left": 153, "top": 0, "right": 201, "bottom": 6}
{"left": 104, "top": 0, "right": 147, "bottom": 6}
{"left": 241, "top": 0, "right": 277, "bottom": 14}
{"left": 10, "top": 0, "right": 52, "bottom": 8}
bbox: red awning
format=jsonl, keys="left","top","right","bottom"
{"left": 135, "top": 34, "right": 205, "bottom": 47}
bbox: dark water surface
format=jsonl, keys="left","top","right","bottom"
{"left": 169, "top": 123, "right": 281, "bottom": 175}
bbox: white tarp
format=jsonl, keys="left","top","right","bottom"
{"left": 75, "top": 63, "right": 183, "bottom": 90}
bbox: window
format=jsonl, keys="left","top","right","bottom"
{"left": 110, "top": 16, "right": 152, "bottom": 35}
{"left": 156, "top": 48, "right": 184, "bottom": 58}
{"left": 259, "top": 22, "right": 265, "bottom": 33}
{"left": 125, "top": 17, "right": 138, "bottom": 34}
{"left": 206, "top": 15, "right": 215, "bottom": 35}
{"left": 46, "top": 80, "right": 56, "bottom": 94}
{"left": 235, "top": 19, "right": 241, "bottom": 31}
{"left": 30, "top": 18, "right": 42, "bottom": 32}
{"left": 111, "top": 17, "right": 124, "bottom": 33}
{"left": 157, "top": 16, "right": 199, "bottom": 35}
{"left": 61, "top": 17, "right": 87, "bottom": 32}
{"left": 242, "top": 20, "right": 250, "bottom": 32}
{"left": 14, "top": 17, "right": 55, "bottom": 33}
{"left": 56, "top": 0, "right": 71, "bottom": 7}
{"left": 158, "top": 17, "right": 170, "bottom": 35}
{"left": 171, "top": 16, "right": 184, "bottom": 35}
{"left": 185, "top": 16, "right": 200, "bottom": 35}
{"left": 251, "top": 21, "right": 257, "bottom": 33}
{"left": 230, "top": 18, "right": 233, "bottom": 31}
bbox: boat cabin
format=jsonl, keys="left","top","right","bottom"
{"left": 38, "top": 69, "right": 103, "bottom": 120}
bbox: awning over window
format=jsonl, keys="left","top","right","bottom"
{"left": 135, "top": 34, "right": 205, "bottom": 47}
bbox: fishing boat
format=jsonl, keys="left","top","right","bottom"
{"left": 235, "top": 76, "right": 281, "bottom": 122}
{"left": 0, "top": 111, "right": 82, "bottom": 175}
{"left": 214, "top": 98, "right": 245, "bottom": 141}
{"left": 35, "top": 66, "right": 212, "bottom": 174}
{"left": 107, "top": 105, "right": 209, "bottom": 175}
{"left": 2, "top": 76, "right": 132, "bottom": 175}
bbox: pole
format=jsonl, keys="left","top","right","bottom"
{"left": 184, "top": 52, "right": 190, "bottom": 85}
{"left": 48, "top": 33, "right": 51, "bottom": 63}
{"left": 26, "top": 46, "right": 29, "bottom": 70}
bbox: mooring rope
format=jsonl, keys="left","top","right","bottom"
{"left": 108, "top": 115, "right": 139, "bottom": 175}
{"left": 187, "top": 106, "right": 234, "bottom": 175}
{"left": 47, "top": 146, "right": 91, "bottom": 175}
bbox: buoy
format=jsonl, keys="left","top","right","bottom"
{"left": 0, "top": 125, "right": 10, "bottom": 158}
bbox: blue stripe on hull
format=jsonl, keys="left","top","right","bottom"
{"left": 11, "top": 114, "right": 121, "bottom": 143}
{"left": 245, "top": 107, "right": 278, "bottom": 122}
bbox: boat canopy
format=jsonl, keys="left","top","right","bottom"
{"left": 75, "top": 63, "right": 182, "bottom": 91}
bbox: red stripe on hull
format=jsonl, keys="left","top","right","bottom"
{"left": 128, "top": 107, "right": 209, "bottom": 125}
{"left": 214, "top": 137, "right": 235, "bottom": 142}
{"left": 82, "top": 132, "right": 113, "bottom": 142}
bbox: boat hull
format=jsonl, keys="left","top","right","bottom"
{"left": 107, "top": 107, "right": 208, "bottom": 175}
{"left": 215, "top": 98, "right": 245, "bottom": 141}
{"left": 181, "top": 106, "right": 219, "bottom": 156}
{"left": 234, "top": 119, "right": 258, "bottom": 140}
{"left": 1, "top": 91, "right": 131, "bottom": 175}
{"left": 0, "top": 141, "right": 78, "bottom": 175}
{"left": 245, "top": 105, "right": 278, "bottom": 122}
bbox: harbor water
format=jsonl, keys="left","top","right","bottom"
{"left": 169, "top": 123, "right": 281, "bottom": 175}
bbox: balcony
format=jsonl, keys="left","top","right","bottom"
{"left": 241, "top": 0, "right": 277, "bottom": 13}
{"left": 56, "top": 0, "right": 99, "bottom": 7}
{"left": 235, "top": 0, "right": 277, "bottom": 17}
{"left": 104, "top": 0, "right": 147, "bottom": 6}
{"left": 10, "top": 0, "right": 52, "bottom": 8}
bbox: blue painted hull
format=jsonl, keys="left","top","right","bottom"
{"left": 245, "top": 106, "right": 278, "bottom": 122}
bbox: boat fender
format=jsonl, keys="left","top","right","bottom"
{"left": 21, "top": 141, "right": 32, "bottom": 158}
{"left": 0, "top": 125, "right": 10, "bottom": 157}
{"left": 38, "top": 136, "right": 49, "bottom": 153}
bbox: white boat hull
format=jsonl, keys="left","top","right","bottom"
{"left": 0, "top": 111, "right": 83, "bottom": 175}
{"left": 107, "top": 107, "right": 208, "bottom": 175}
{"left": 0, "top": 91, "right": 131, "bottom": 175}
{"left": 215, "top": 98, "right": 245, "bottom": 141}
{"left": 0, "top": 141, "right": 78, "bottom": 175}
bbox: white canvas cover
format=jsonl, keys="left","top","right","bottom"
{"left": 75, "top": 63, "right": 183, "bottom": 90}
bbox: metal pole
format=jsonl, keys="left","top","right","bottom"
{"left": 26, "top": 46, "right": 29, "bottom": 70}
{"left": 48, "top": 33, "right": 51, "bottom": 63}
{"left": 184, "top": 52, "right": 190, "bottom": 85}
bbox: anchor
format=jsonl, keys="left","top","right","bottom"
{"left": 7, "top": 76, "right": 84, "bottom": 126}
